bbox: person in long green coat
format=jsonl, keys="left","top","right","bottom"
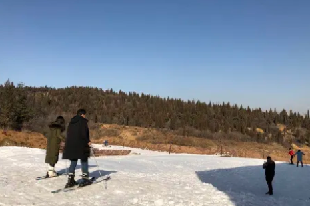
{"left": 45, "top": 116, "right": 66, "bottom": 177}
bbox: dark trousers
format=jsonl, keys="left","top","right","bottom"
{"left": 266, "top": 176, "right": 274, "bottom": 194}
{"left": 68, "top": 159, "right": 89, "bottom": 176}
{"left": 297, "top": 161, "right": 303, "bottom": 167}
{"left": 290, "top": 155, "right": 294, "bottom": 164}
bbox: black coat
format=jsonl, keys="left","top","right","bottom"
{"left": 62, "top": 115, "right": 90, "bottom": 160}
{"left": 263, "top": 160, "right": 275, "bottom": 180}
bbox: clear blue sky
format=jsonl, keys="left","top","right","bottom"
{"left": 0, "top": 0, "right": 309, "bottom": 114}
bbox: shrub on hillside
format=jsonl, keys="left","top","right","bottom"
{"left": 0, "top": 138, "right": 19, "bottom": 146}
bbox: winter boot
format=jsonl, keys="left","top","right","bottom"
{"left": 65, "top": 174, "right": 77, "bottom": 188}
{"left": 45, "top": 165, "right": 58, "bottom": 178}
{"left": 79, "top": 173, "right": 93, "bottom": 187}
{"left": 47, "top": 170, "right": 58, "bottom": 177}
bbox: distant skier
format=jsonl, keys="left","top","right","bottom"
{"left": 62, "top": 109, "right": 93, "bottom": 188}
{"left": 45, "top": 116, "right": 66, "bottom": 177}
{"left": 263, "top": 156, "right": 275, "bottom": 195}
{"left": 295, "top": 150, "right": 305, "bottom": 167}
{"left": 288, "top": 148, "right": 294, "bottom": 164}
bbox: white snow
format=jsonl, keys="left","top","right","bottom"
{"left": 0, "top": 145, "right": 310, "bottom": 206}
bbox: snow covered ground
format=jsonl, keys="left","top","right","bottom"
{"left": 0, "top": 145, "right": 310, "bottom": 206}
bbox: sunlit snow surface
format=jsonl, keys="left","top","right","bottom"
{"left": 0, "top": 145, "right": 309, "bottom": 206}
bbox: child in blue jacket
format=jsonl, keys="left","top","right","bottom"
{"left": 295, "top": 150, "right": 305, "bottom": 167}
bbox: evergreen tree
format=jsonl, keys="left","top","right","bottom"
{"left": 0, "top": 80, "right": 309, "bottom": 146}
{"left": 11, "top": 83, "right": 32, "bottom": 130}
{"left": 0, "top": 81, "right": 32, "bottom": 131}
{"left": 0, "top": 80, "right": 15, "bottom": 130}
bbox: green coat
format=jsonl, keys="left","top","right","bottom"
{"left": 45, "top": 122, "right": 65, "bottom": 165}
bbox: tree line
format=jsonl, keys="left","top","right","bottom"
{"left": 1, "top": 80, "right": 310, "bottom": 146}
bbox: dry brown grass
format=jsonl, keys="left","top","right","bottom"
{"left": 1, "top": 123, "right": 310, "bottom": 163}
{"left": 0, "top": 130, "right": 47, "bottom": 149}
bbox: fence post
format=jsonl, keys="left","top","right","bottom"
{"left": 263, "top": 150, "right": 265, "bottom": 159}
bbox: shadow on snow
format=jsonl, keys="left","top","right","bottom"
{"left": 195, "top": 161, "right": 310, "bottom": 205}
{"left": 89, "top": 170, "right": 117, "bottom": 178}
{"left": 57, "top": 164, "right": 97, "bottom": 174}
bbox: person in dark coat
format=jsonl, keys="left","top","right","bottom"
{"left": 45, "top": 116, "right": 65, "bottom": 177}
{"left": 263, "top": 156, "right": 275, "bottom": 195}
{"left": 62, "top": 109, "right": 92, "bottom": 188}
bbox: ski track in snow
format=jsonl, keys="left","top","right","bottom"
{"left": 0, "top": 145, "right": 310, "bottom": 206}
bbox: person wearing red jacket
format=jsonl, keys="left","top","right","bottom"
{"left": 288, "top": 148, "right": 294, "bottom": 165}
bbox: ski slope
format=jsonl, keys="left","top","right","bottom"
{"left": 0, "top": 145, "right": 309, "bottom": 206}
